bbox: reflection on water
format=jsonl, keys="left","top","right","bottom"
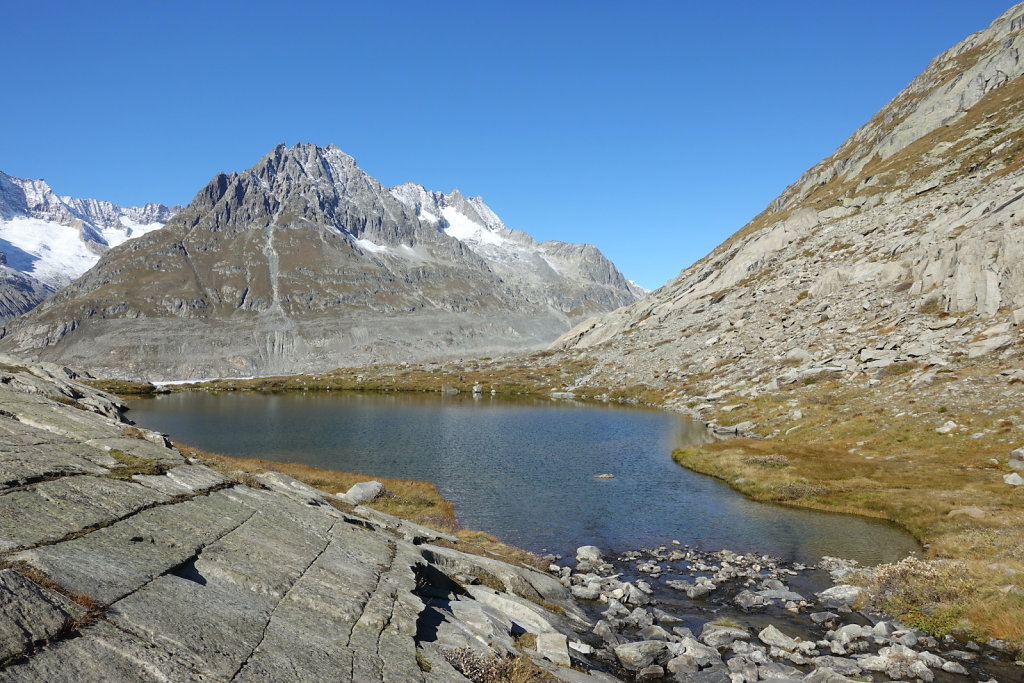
{"left": 129, "top": 391, "right": 919, "bottom": 564}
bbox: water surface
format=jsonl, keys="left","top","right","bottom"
{"left": 129, "top": 391, "right": 919, "bottom": 564}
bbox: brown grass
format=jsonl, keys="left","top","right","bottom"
{"left": 105, "top": 450, "right": 167, "bottom": 480}
{"left": 676, "top": 365, "right": 1024, "bottom": 646}
{"left": 120, "top": 426, "right": 150, "bottom": 439}
{"left": 175, "top": 443, "right": 458, "bottom": 531}
{"left": 82, "top": 378, "right": 157, "bottom": 396}
{"left": 439, "top": 530, "right": 548, "bottom": 572}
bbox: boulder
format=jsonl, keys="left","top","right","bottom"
{"left": 699, "top": 623, "right": 750, "bottom": 648}
{"left": 613, "top": 640, "right": 669, "bottom": 671}
{"left": 675, "top": 637, "right": 722, "bottom": 668}
{"left": 804, "top": 669, "right": 859, "bottom": 683}
{"left": 1003, "top": 472, "right": 1024, "bottom": 486}
{"left": 666, "top": 654, "right": 699, "bottom": 675}
{"left": 757, "top": 624, "right": 799, "bottom": 651}
{"left": 948, "top": 506, "right": 986, "bottom": 519}
{"left": 570, "top": 584, "right": 601, "bottom": 601}
{"left": 576, "top": 545, "right": 603, "bottom": 564}
{"left": 340, "top": 480, "right": 384, "bottom": 504}
{"left": 967, "top": 334, "right": 1014, "bottom": 358}
{"left": 1009, "top": 447, "right": 1024, "bottom": 471}
{"left": 817, "top": 585, "right": 863, "bottom": 607}
{"left": 536, "top": 633, "right": 571, "bottom": 667}
{"left": 636, "top": 664, "right": 664, "bottom": 681}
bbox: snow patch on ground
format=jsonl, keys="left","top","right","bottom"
{"left": 354, "top": 238, "right": 390, "bottom": 254}
{"left": 153, "top": 376, "right": 257, "bottom": 386}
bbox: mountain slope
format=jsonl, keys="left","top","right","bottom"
{"left": 556, "top": 2, "right": 1024, "bottom": 413}
{"left": 0, "top": 170, "right": 179, "bottom": 291}
{"left": 0, "top": 144, "right": 641, "bottom": 380}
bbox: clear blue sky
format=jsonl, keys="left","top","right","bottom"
{"left": 3, "top": 1, "right": 1016, "bottom": 289}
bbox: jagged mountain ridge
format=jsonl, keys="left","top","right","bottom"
{"left": 0, "top": 170, "right": 179, "bottom": 292}
{"left": 0, "top": 144, "right": 641, "bottom": 380}
{"left": 556, "top": 3, "right": 1024, "bottom": 412}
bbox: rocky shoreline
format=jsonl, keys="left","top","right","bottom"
{"left": 544, "top": 544, "right": 1022, "bottom": 682}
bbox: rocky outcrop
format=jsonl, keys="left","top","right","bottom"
{"left": 555, "top": 4, "right": 1024, "bottom": 410}
{"left": 0, "top": 144, "right": 641, "bottom": 380}
{"left": 0, "top": 358, "right": 616, "bottom": 681}
{"left": 0, "top": 268, "right": 49, "bottom": 324}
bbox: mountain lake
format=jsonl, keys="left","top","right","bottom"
{"left": 128, "top": 391, "right": 920, "bottom": 565}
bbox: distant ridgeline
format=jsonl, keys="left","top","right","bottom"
{"left": 0, "top": 144, "right": 642, "bottom": 380}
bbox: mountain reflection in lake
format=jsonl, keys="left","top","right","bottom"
{"left": 129, "top": 392, "right": 919, "bottom": 564}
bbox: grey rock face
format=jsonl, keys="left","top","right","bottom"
{"left": 553, "top": 4, "right": 1024, "bottom": 413}
{"left": 0, "top": 144, "right": 641, "bottom": 380}
{"left": 0, "top": 268, "right": 49, "bottom": 324}
{"left": 0, "top": 359, "right": 613, "bottom": 681}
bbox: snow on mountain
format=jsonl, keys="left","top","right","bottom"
{"left": 0, "top": 170, "right": 179, "bottom": 288}
{"left": 389, "top": 182, "right": 646, "bottom": 298}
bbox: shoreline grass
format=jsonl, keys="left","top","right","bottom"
{"left": 672, "top": 370, "right": 1024, "bottom": 648}
{"left": 173, "top": 442, "right": 547, "bottom": 571}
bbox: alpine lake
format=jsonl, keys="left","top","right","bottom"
{"left": 128, "top": 390, "right": 920, "bottom": 566}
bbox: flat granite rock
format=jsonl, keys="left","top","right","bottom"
{"left": 84, "top": 437, "right": 184, "bottom": 465}
{"left": 0, "top": 475, "right": 169, "bottom": 551}
{"left": 0, "top": 619, "right": 206, "bottom": 682}
{"left": 0, "top": 569, "right": 83, "bottom": 663}
{"left": 133, "top": 464, "right": 229, "bottom": 496}
{"left": 12, "top": 488, "right": 259, "bottom": 604}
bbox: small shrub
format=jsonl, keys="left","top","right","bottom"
{"left": 772, "top": 480, "right": 829, "bottom": 501}
{"left": 919, "top": 296, "right": 944, "bottom": 315}
{"left": 121, "top": 426, "right": 149, "bottom": 440}
{"left": 859, "top": 557, "right": 976, "bottom": 637}
{"left": 879, "top": 361, "right": 921, "bottom": 378}
{"left": 743, "top": 454, "right": 791, "bottom": 468}
{"left": 105, "top": 450, "right": 166, "bottom": 479}
{"left": 441, "top": 648, "right": 557, "bottom": 683}
{"left": 442, "top": 648, "right": 517, "bottom": 682}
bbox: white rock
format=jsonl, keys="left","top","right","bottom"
{"left": 537, "top": 633, "right": 571, "bottom": 667}
{"left": 1009, "top": 447, "right": 1024, "bottom": 470}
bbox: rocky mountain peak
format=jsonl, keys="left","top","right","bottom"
{"left": 0, "top": 144, "right": 642, "bottom": 380}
